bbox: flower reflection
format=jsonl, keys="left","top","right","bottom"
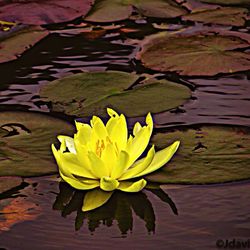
{"left": 53, "top": 182, "right": 178, "bottom": 235}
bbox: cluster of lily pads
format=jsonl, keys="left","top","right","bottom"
{"left": 1, "top": 0, "right": 250, "bottom": 213}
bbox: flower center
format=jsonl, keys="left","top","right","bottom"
{"left": 95, "top": 136, "right": 119, "bottom": 157}
{"left": 96, "top": 139, "right": 105, "bottom": 157}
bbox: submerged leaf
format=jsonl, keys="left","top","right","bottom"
{"left": 146, "top": 125, "right": 250, "bottom": 184}
{"left": 40, "top": 71, "right": 191, "bottom": 117}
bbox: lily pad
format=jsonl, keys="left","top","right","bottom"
{"left": 0, "top": 25, "right": 48, "bottom": 64}
{"left": 200, "top": 0, "right": 250, "bottom": 5}
{"left": 140, "top": 33, "right": 250, "bottom": 76}
{"left": 0, "top": 0, "right": 94, "bottom": 25}
{"left": 40, "top": 71, "right": 191, "bottom": 117}
{"left": 146, "top": 125, "right": 250, "bottom": 184}
{"left": 0, "top": 111, "right": 74, "bottom": 177}
{"left": 0, "top": 177, "right": 22, "bottom": 194}
{"left": 85, "top": 0, "right": 187, "bottom": 23}
{"left": 182, "top": 7, "right": 248, "bottom": 26}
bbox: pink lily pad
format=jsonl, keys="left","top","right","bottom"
{"left": 0, "top": 0, "right": 94, "bottom": 25}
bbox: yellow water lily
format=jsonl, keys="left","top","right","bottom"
{"left": 52, "top": 108, "right": 180, "bottom": 211}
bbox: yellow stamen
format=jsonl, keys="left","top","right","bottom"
{"left": 96, "top": 139, "right": 105, "bottom": 157}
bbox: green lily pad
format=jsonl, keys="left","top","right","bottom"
{"left": 0, "top": 0, "right": 94, "bottom": 25}
{"left": 182, "top": 7, "right": 248, "bottom": 26}
{"left": 140, "top": 33, "right": 250, "bottom": 76}
{"left": 0, "top": 25, "right": 48, "bottom": 64}
{"left": 40, "top": 71, "right": 191, "bottom": 117}
{"left": 146, "top": 125, "right": 250, "bottom": 184}
{"left": 0, "top": 177, "right": 22, "bottom": 194}
{"left": 0, "top": 111, "right": 74, "bottom": 177}
{"left": 200, "top": 0, "right": 250, "bottom": 5}
{"left": 85, "top": 0, "right": 187, "bottom": 22}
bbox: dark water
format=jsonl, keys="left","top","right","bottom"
{"left": 0, "top": 20, "right": 249, "bottom": 128}
{"left": 0, "top": 8, "right": 250, "bottom": 250}
{"left": 1, "top": 178, "right": 250, "bottom": 250}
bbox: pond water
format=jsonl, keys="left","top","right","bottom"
{"left": 0, "top": 1, "right": 250, "bottom": 249}
{"left": 1, "top": 178, "right": 250, "bottom": 250}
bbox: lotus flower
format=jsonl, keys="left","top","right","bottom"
{"left": 52, "top": 108, "right": 179, "bottom": 211}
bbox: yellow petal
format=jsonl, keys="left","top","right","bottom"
{"left": 126, "top": 113, "right": 153, "bottom": 166}
{"left": 101, "top": 142, "right": 118, "bottom": 174}
{"left": 107, "top": 108, "right": 119, "bottom": 118}
{"left": 100, "top": 177, "right": 119, "bottom": 191}
{"left": 74, "top": 139, "right": 92, "bottom": 171}
{"left": 88, "top": 151, "right": 109, "bottom": 178}
{"left": 58, "top": 135, "right": 76, "bottom": 154}
{"left": 127, "top": 130, "right": 151, "bottom": 166}
{"left": 52, "top": 144, "right": 99, "bottom": 189}
{"left": 119, "top": 145, "right": 155, "bottom": 181}
{"left": 82, "top": 189, "right": 113, "bottom": 211}
{"left": 133, "top": 141, "right": 180, "bottom": 178}
{"left": 118, "top": 179, "right": 147, "bottom": 192}
{"left": 106, "top": 109, "right": 127, "bottom": 150}
{"left": 75, "top": 122, "right": 92, "bottom": 145}
{"left": 52, "top": 144, "right": 96, "bottom": 179}
{"left": 91, "top": 116, "right": 108, "bottom": 140}
{"left": 60, "top": 171, "right": 99, "bottom": 190}
{"left": 146, "top": 112, "right": 153, "bottom": 128}
{"left": 59, "top": 138, "right": 66, "bottom": 153}
{"left": 133, "top": 122, "right": 142, "bottom": 136}
{"left": 111, "top": 150, "right": 130, "bottom": 179}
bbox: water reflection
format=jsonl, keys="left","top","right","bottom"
{"left": 53, "top": 182, "right": 177, "bottom": 235}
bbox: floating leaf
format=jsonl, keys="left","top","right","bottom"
{"left": 0, "top": 111, "right": 74, "bottom": 177}
{"left": 85, "top": 0, "right": 187, "bottom": 22}
{"left": 0, "top": 177, "right": 22, "bottom": 194}
{"left": 0, "top": 0, "right": 94, "bottom": 25}
{"left": 200, "top": 0, "right": 250, "bottom": 5}
{"left": 0, "top": 25, "right": 48, "bottom": 64}
{"left": 140, "top": 33, "right": 250, "bottom": 76}
{"left": 182, "top": 7, "right": 248, "bottom": 26}
{"left": 40, "top": 71, "right": 191, "bottom": 117}
{"left": 146, "top": 125, "right": 250, "bottom": 184}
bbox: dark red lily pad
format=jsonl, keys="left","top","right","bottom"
{"left": 139, "top": 33, "right": 250, "bottom": 76}
{"left": 0, "top": 0, "right": 94, "bottom": 25}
